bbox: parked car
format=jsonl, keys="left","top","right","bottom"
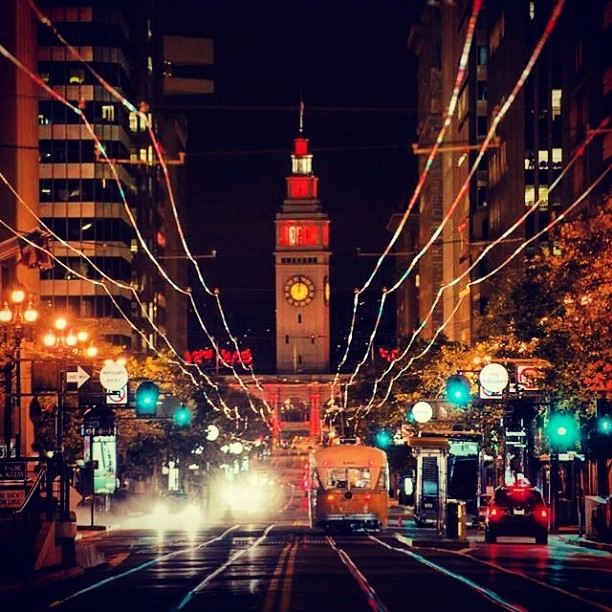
{"left": 484, "top": 483, "right": 549, "bottom": 544}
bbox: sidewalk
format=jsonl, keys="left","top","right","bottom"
{"left": 0, "top": 524, "right": 107, "bottom": 596}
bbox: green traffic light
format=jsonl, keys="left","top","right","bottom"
{"left": 446, "top": 374, "right": 471, "bottom": 406}
{"left": 548, "top": 412, "right": 578, "bottom": 449}
{"left": 134, "top": 380, "right": 159, "bottom": 417}
{"left": 375, "top": 429, "right": 392, "bottom": 449}
{"left": 598, "top": 415, "right": 612, "bottom": 435}
{"left": 174, "top": 406, "right": 192, "bottom": 426}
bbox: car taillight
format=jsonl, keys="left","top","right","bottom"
{"left": 327, "top": 493, "right": 335, "bottom": 502}
{"left": 488, "top": 505, "right": 501, "bottom": 520}
{"left": 364, "top": 494, "right": 371, "bottom": 502}
{"left": 537, "top": 507, "right": 548, "bottom": 522}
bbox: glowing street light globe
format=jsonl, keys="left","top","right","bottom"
{"left": 412, "top": 401, "right": 433, "bottom": 424}
{"left": 205, "top": 424, "right": 220, "bottom": 441}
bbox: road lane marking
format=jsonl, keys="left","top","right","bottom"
{"left": 49, "top": 525, "right": 240, "bottom": 608}
{"left": 280, "top": 541, "right": 298, "bottom": 611}
{"left": 372, "top": 535, "right": 526, "bottom": 612}
{"left": 263, "top": 542, "right": 292, "bottom": 611}
{"left": 173, "top": 523, "right": 275, "bottom": 610}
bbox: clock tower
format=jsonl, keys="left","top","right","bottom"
{"left": 275, "top": 119, "right": 330, "bottom": 373}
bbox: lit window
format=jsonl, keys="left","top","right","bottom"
{"left": 38, "top": 114, "right": 50, "bottom": 126}
{"left": 525, "top": 185, "right": 535, "bottom": 207}
{"left": 538, "top": 150, "right": 549, "bottom": 169}
{"left": 129, "top": 112, "right": 138, "bottom": 132}
{"left": 68, "top": 68, "right": 85, "bottom": 84}
{"left": 538, "top": 186, "right": 549, "bottom": 210}
{"left": 529, "top": 2, "right": 535, "bottom": 19}
{"left": 102, "top": 105, "right": 115, "bottom": 122}
{"left": 139, "top": 148, "right": 148, "bottom": 163}
{"left": 552, "top": 148, "right": 562, "bottom": 168}
{"left": 551, "top": 89, "right": 561, "bottom": 119}
{"left": 147, "top": 56, "right": 153, "bottom": 73}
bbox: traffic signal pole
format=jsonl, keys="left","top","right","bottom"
{"left": 550, "top": 450, "right": 559, "bottom": 533}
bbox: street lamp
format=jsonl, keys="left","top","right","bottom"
{"left": 42, "top": 315, "right": 97, "bottom": 523}
{"left": 0, "top": 286, "right": 38, "bottom": 457}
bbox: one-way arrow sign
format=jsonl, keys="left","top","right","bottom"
{"left": 66, "top": 366, "right": 91, "bottom": 389}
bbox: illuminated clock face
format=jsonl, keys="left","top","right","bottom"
{"left": 285, "top": 275, "right": 315, "bottom": 306}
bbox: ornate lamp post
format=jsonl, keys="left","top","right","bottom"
{"left": 43, "top": 316, "right": 97, "bottom": 523}
{"left": 0, "top": 286, "right": 38, "bottom": 457}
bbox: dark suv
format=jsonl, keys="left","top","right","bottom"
{"left": 484, "top": 484, "right": 549, "bottom": 544}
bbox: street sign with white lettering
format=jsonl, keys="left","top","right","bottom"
{"left": 0, "top": 462, "right": 26, "bottom": 480}
{"left": 66, "top": 365, "right": 91, "bottom": 389}
{"left": 99, "top": 362, "right": 129, "bottom": 391}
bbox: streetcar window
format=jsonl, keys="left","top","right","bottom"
{"left": 326, "top": 468, "right": 373, "bottom": 489}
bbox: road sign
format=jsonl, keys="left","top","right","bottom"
{"left": 99, "top": 362, "right": 129, "bottom": 391}
{"left": 66, "top": 365, "right": 91, "bottom": 389}
{"left": 106, "top": 384, "right": 128, "bottom": 406}
{"left": 0, "top": 462, "right": 26, "bottom": 481}
{"left": 479, "top": 363, "right": 509, "bottom": 393}
{"left": 517, "top": 365, "right": 544, "bottom": 391}
{"left": 0, "top": 488, "right": 25, "bottom": 509}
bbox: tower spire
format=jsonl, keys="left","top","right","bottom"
{"left": 299, "top": 96, "right": 304, "bottom": 133}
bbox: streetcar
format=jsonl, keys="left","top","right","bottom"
{"left": 309, "top": 443, "right": 389, "bottom": 533}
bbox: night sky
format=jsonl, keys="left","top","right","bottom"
{"left": 161, "top": 1, "right": 423, "bottom": 372}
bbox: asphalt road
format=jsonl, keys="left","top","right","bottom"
{"left": 1, "top": 519, "right": 611, "bottom": 611}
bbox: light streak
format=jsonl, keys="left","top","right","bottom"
{"left": 365, "top": 162, "right": 609, "bottom": 415}
{"left": 29, "top": 0, "right": 272, "bottom": 413}
{"left": 331, "top": 0, "right": 483, "bottom": 399}
{"left": 1, "top": 22, "right": 273, "bottom": 424}
{"left": 340, "top": 0, "right": 567, "bottom": 414}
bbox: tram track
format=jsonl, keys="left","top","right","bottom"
{"left": 48, "top": 523, "right": 277, "bottom": 610}
{"left": 320, "top": 532, "right": 611, "bottom": 612}
{"left": 4, "top": 523, "right": 611, "bottom": 611}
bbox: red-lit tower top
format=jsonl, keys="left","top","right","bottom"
{"left": 277, "top": 103, "right": 329, "bottom": 249}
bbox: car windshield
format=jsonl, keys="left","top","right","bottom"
{"left": 494, "top": 488, "right": 543, "bottom": 508}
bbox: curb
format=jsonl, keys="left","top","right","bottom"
{"left": 0, "top": 565, "right": 84, "bottom": 595}
{"left": 559, "top": 535, "right": 612, "bottom": 553}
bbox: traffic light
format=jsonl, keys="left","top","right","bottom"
{"left": 375, "top": 429, "right": 392, "bottom": 449}
{"left": 547, "top": 412, "right": 579, "bottom": 450}
{"left": 173, "top": 406, "right": 192, "bottom": 427}
{"left": 597, "top": 414, "right": 612, "bottom": 435}
{"left": 446, "top": 374, "right": 471, "bottom": 406}
{"left": 134, "top": 380, "right": 159, "bottom": 417}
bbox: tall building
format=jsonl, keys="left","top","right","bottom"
{"left": 0, "top": 0, "right": 42, "bottom": 459}
{"left": 0, "top": 1, "right": 213, "bottom": 456}
{"left": 274, "top": 124, "right": 331, "bottom": 374}
{"left": 37, "top": 2, "right": 154, "bottom": 347}
{"left": 244, "top": 121, "right": 336, "bottom": 445}
{"left": 404, "top": 0, "right": 608, "bottom": 345}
